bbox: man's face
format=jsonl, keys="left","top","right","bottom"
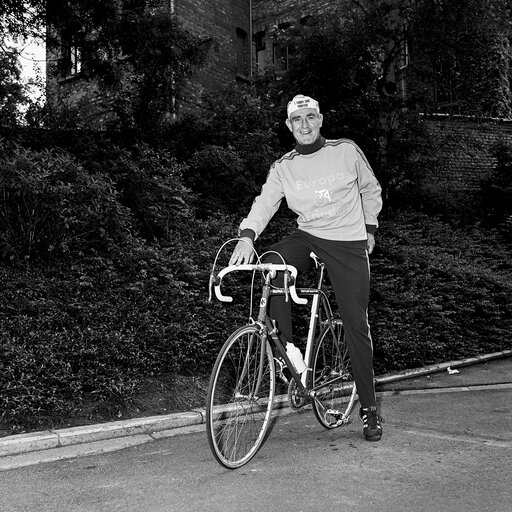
{"left": 286, "top": 108, "right": 323, "bottom": 145}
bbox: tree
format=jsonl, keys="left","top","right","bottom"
{"left": 256, "top": 0, "right": 412, "bottom": 198}
{"left": 43, "top": 1, "right": 213, "bottom": 134}
{"left": 0, "top": 37, "right": 27, "bottom": 125}
{"left": 408, "top": 0, "right": 512, "bottom": 117}
{"left": 0, "top": 1, "right": 46, "bottom": 125}
{"left": 1, "top": 1, "right": 213, "bottom": 133}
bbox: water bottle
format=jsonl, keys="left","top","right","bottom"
{"left": 286, "top": 342, "right": 307, "bottom": 374}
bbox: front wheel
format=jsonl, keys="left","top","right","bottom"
{"left": 206, "top": 325, "right": 276, "bottom": 469}
{"left": 311, "top": 319, "right": 357, "bottom": 429}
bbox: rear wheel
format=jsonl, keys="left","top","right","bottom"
{"left": 206, "top": 325, "right": 276, "bottom": 468}
{"left": 311, "top": 319, "right": 357, "bottom": 429}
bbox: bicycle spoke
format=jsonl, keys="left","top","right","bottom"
{"left": 206, "top": 325, "right": 276, "bottom": 468}
{"left": 311, "top": 320, "right": 357, "bottom": 429}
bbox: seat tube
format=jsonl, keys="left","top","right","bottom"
{"left": 302, "top": 292, "right": 319, "bottom": 387}
{"left": 302, "top": 262, "right": 325, "bottom": 387}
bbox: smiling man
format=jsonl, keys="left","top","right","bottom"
{"left": 286, "top": 96, "right": 323, "bottom": 145}
{"left": 229, "top": 94, "right": 384, "bottom": 442}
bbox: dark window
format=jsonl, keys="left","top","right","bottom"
{"left": 236, "top": 27, "right": 249, "bottom": 77}
{"left": 62, "top": 44, "right": 82, "bottom": 77}
{"left": 433, "top": 56, "right": 458, "bottom": 106}
{"left": 254, "top": 30, "right": 266, "bottom": 72}
{"left": 273, "top": 22, "right": 293, "bottom": 72}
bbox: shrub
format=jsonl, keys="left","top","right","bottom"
{"left": 480, "top": 140, "right": 512, "bottom": 239}
{"left": 370, "top": 212, "right": 512, "bottom": 373}
{"left": 0, "top": 143, "right": 134, "bottom": 262}
{"left": 96, "top": 144, "right": 196, "bottom": 241}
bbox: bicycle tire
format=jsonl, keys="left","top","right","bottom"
{"left": 311, "top": 319, "right": 357, "bottom": 429}
{"left": 206, "top": 324, "right": 276, "bottom": 469}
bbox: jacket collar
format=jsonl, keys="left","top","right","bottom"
{"left": 294, "top": 136, "right": 325, "bottom": 155}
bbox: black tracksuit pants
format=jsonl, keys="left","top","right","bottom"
{"left": 263, "top": 229, "right": 376, "bottom": 408}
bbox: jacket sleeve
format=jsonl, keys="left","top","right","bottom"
{"left": 354, "top": 146, "right": 383, "bottom": 231}
{"left": 239, "top": 162, "right": 284, "bottom": 240}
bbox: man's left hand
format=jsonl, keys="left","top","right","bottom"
{"left": 367, "top": 233, "right": 376, "bottom": 255}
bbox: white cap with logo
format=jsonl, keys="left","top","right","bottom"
{"left": 287, "top": 94, "right": 320, "bottom": 118}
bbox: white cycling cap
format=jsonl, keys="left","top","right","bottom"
{"left": 287, "top": 94, "right": 320, "bottom": 118}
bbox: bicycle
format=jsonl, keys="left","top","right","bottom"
{"left": 206, "top": 241, "right": 357, "bottom": 469}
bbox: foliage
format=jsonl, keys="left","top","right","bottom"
{"left": 480, "top": 140, "right": 512, "bottom": 239}
{"left": 1, "top": 205, "right": 511, "bottom": 432}
{"left": 81, "top": 143, "right": 196, "bottom": 242}
{"left": 178, "top": 83, "right": 286, "bottom": 218}
{"left": 44, "top": 1, "right": 213, "bottom": 134}
{"left": 370, "top": 212, "right": 512, "bottom": 373}
{"left": 261, "top": 1, "right": 387, "bottom": 152}
{"left": 409, "top": 0, "right": 512, "bottom": 117}
{"left": 0, "top": 36, "right": 33, "bottom": 125}
{"left": 1, "top": 0, "right": 512, "bottom": 434}
{"left": 0, "top": 1, "right": 45, "bottom": 39}
{"left": 0, "top": 142, "right": 134, "bottom": 261}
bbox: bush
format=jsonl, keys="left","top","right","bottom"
{"left": 1, "top": 99, "right": 511, "bottom": 434}
{"left": 370, "top": 212, "right": 512, "bottom": 374}
{"left": 96, "top": 144, "right": 196, "bottom": 241}
{"left": 0, "top": 209, "right": 248, "bottom": 430}
{"left": 480, "top": 140, "right": 512, "bottom": 239}
{"left": 0, "top": 143, "right": 134, "bottom": 261}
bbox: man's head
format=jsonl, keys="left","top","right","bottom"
{"left": 285, "top": 94, "right": 323, "bottom": 145}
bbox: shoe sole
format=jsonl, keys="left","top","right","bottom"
{"left": 363, "top": 434, "right": 382, "bottom": 442}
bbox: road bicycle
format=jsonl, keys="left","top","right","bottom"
{"left": 206, "top": 241, "right": 357, "bottom": 469}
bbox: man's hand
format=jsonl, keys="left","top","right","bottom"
{"left": 367, "top": 233, "right": 376, "bottom": 255}
{"left": 229, "top": 238, "right": 255, "bottom": 265}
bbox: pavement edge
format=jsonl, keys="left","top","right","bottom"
{"left": 1, "top": 349, "right": 511, "bottom": 458}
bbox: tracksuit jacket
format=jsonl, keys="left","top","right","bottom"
{"left": 239, "top": 136, "right": 382, "bottom": 242}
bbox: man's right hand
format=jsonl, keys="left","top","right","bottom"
{"left": 229, "top": 237, "right": 255, "bottom": 265}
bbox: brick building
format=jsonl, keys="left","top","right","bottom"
{"left": 46, "top": 0, "right": 351, "bottom": 127}
{"left": 46, "top": 0, "right": 511, "bottom": 192}
{"left": 47, "top": 0, "right": 253, "bottom": 127}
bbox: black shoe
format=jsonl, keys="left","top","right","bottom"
{"left": 359, "top": 406, "right": 383, "bottom": 442}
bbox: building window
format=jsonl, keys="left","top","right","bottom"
{"left": 236, "top": 27, "right": 249, "bottom": 78}
{"left": 254, "top": 30, "right": 266, "bottom": 72}
{"left": 62, "top": 44, "right": 82, "bottom": 77}
{"left": 272, "top": 22, "right": 293, "bottom": 72}
{"left": 433, "top": 56, "right": 457, "bottom": 107}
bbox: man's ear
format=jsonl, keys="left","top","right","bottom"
{"left": 285, "top": 118, "right": 292, "bottom": 132}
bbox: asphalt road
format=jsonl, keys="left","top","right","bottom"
{"left": 1, "top": 384, "right": 511, "bottom": 512}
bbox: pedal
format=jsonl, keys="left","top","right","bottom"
{"left": 325, "top": 409, "right": 351, "bottom": 427}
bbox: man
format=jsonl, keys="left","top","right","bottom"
{"left": 229, "top": 94, "right": 383, "bottom": 441}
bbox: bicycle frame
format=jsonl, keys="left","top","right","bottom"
{"left": 266, "top": 261, "right": 335, "bottom": 393}
{"left": 212, "top": 254, "right": 337, "bottom": 398}
{"left": 207, "top": 253, "right": 356, "bottom": 468}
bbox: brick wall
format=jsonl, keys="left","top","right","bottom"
{"left": 46, "top": 0, "right": 251, "bottom": 123}
{"left": 252, "top": 0, "right": 333, "bottom": 26}
{"left": 423, "top": 115, "right": 512, "bottom": 190}
{"left": 252, "top": 0, "right": 335, "bottom": 74}
{"left": 46, "top": 76, "right": 118, "bottom": 130}
{"left": 176, "top": 0, "right": 251, "bottom": 114}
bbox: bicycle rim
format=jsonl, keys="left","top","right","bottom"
{"left": 206, "top": 325, "right": 276, "bottom": 469}
{"left": 311, "top": 319, "right": 357, "bottom": 429}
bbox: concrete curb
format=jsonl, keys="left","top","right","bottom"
{"left": 374, "top": 349, "right": 512, "bottom": 386}
{"left": 1, "top": 349, "right": 511, "bottom": 458}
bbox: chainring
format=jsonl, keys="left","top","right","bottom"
{"left": 287, "top": 377, "right": 309, "bottom": 410}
